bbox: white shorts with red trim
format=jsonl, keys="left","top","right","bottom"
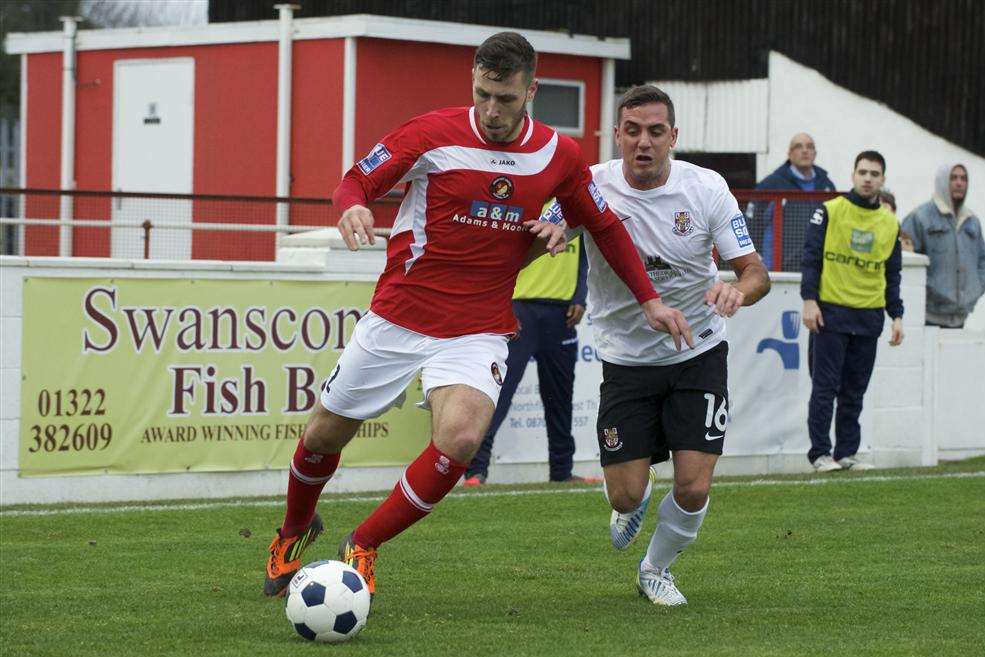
{"left": 319, "top": 311, "right": 509, "bottom": 420}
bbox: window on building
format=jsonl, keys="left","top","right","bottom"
{"left": 529, "top": 79, "right": 584, "bottom": 137}
{"left": 673, "top": 153, "right": 756, "bottom": 189}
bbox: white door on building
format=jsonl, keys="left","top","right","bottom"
{"left": 112, "top": 58, "right": 194, "bottom": 259}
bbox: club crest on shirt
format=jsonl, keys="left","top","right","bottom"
{"left": 491, "top": 362, "right": 504, "bottom": 385}
{"left": 672, "top": 210, "right": 694, "bottom": 236}
{"left": 490, "top": 176, "right": 514, "bottom": 200}
{"left": 601, "top": 427, "right": 622, "bottom": 451}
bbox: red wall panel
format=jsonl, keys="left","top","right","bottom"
{"left": 353, "top": 38, "right": 474, "bottom": 164}
{"left": 55, "top": 42, "right": 280, "bottom": 258}
{"left": 290, "top": 39, "right": 344, "bottom": 200}
{"left": 24, "top": 53, "right": 63, "bottom": 255}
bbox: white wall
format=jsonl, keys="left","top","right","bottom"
{"left": 762, "top": 51, "right": 985, "bottom": 220}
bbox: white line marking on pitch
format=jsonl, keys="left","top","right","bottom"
{"left": 1, "top": 470, "right": 983, "bottom": 518}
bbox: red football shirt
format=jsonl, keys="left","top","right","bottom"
{"left": 334, "top": 106, "right": 653, "bottom": 338}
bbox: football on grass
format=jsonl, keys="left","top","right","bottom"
{"left": 285, "top": 560, "right": 371, "bottom": 643}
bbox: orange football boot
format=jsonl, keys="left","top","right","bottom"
{"left": 338, "top": 532, "right": 377, "bottom": 596}
{"left": 263, "top": 513, "right": 323, "bottom": 597}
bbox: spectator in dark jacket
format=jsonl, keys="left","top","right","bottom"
{"left": 753, "top": 133, "right": 837, "bottom": 270}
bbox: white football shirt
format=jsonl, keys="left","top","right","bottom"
{"left": 561, "top": 158, "right": 756, "bottom": 366}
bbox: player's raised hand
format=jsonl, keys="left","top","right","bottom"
{"left": 338, "top": 205, "right": 376, "bottom": 251}
{"left": 641, "top": 298, "right": 694, "bottom": 351}
{"left": 705, "top": 281, "right": 745, "bottom": 317}
{"left": 523, "top": 219, "right": 567, "bottom": 256}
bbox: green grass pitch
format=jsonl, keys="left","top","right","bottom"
{"left": 2, "top": 458, "right": 984, "bottom": 657}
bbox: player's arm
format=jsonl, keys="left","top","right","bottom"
{"left": 710, "top": 254, "right": 770, "bottom": 316}
{"left": 705, "top": 189, "right": 771, "bottom": 316}
{"left": 554, "top": 155, "right": 693, "bottom": 350}
{"left": 331, "top": 118, "right": 427, "bottom": 250}
{"left": 800, "top": 205, "right": 828, "bottom": 332}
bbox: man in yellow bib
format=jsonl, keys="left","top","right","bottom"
{"left": 464, "top": 207, "right": 590, "bottom": 484}
{"left": 801, "top": 150, "right": 904, "bottom": 472}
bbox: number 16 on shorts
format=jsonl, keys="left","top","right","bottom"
{"left": 702, "top": 393, "right": 728, "bottom": 442}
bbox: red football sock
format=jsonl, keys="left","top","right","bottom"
{"left": 352, "top": 442, "right": 466, "bottom": 548}
{"left": 281, "top": 436, "right": 340, "bottom": 537}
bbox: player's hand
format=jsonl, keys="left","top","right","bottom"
{"left": 338, "top": 205, "right": 376, "bottom": 251}
{"left": 524, "top": 219, "right": 566, "bottom": 256}
{"left": 889, "top": 317, "right": 904, "bottom": 346}
{"left": 802, "top": 299, "right": 824, "bottom": 333}
{"left": 566, "top": 304, "right": 586, "bottom": 328}
{"left": 641, "top": 298, "right": 694, "bottom": 351}
{"left": 705, "top": 281, "right": 745, "bottom": 318}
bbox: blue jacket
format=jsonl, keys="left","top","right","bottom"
{"left": 757, "top": 161, "right": 836, "bottom": 192}
{"left": 902, "top": 191, "right": 985, "bottom": 324}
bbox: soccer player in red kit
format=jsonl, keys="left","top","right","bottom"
{"left": 263, "top": 32, "right": 694, "bottom": 597}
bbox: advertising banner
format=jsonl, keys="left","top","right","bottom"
{"left": 19, "top": 278, "right": 431, "bottom": 476}
{"left": 490, "top": 281, "right": 814, "bottom": 465}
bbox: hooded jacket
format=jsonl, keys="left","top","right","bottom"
{"left": 901, "top": 163, "right": 985, "bottom": 325}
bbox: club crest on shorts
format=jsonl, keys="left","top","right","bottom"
{"left": 490, "top": 176, "right": 514, "bottom": 200}
{"left": 601, "top": 427, "right": 622, "bottom": 452}
{"left": 491, "top": 362, "right": 504, "bottom": 386}
{"left": 672, "top": 210, "right": 694, "bottom": 236}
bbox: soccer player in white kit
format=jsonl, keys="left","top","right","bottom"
{"left": 552, "top": 85, "right": 771, "bottom": 605}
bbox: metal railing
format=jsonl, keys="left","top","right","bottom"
{"left": 732, "top": 190, "right": 841, "bottom": 272}
{"left": 2, "top": 187, "right": 841, "bottom": 270}
{"left": 0, "top": 188, "right": 401, "bottom": 261}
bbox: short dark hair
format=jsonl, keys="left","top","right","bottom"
{"left": 474, "top": 32, "right": 537, "bottom": 82}
{"left": 854, "top": 150, "right": 886, "bottom": 174}
{"left": 617, "top": 85, "right": 675, "bottom": 127}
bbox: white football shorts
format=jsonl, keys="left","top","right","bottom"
{"left": 319, "top": 311, "right": 509, "bottom": 420}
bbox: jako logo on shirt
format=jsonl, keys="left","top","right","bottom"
{"left": 731, "top": 214, "right": 752, "bottom": 248}
{"left": 588, "top": 182, "right": 607, "bottom": 212}
{"left": 357, "top": 143, "right": 392, "bottom": 175}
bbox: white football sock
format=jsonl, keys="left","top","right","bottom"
{"left": 642, "top": 490, "right": 708, "bottom": 571}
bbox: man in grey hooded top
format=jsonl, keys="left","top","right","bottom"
{"left": 902, "top": 163, "right": 985, "bottom": 328}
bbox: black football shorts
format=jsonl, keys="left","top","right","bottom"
{"left": 596, "top": 341, "right": 729, "bottom": 467}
